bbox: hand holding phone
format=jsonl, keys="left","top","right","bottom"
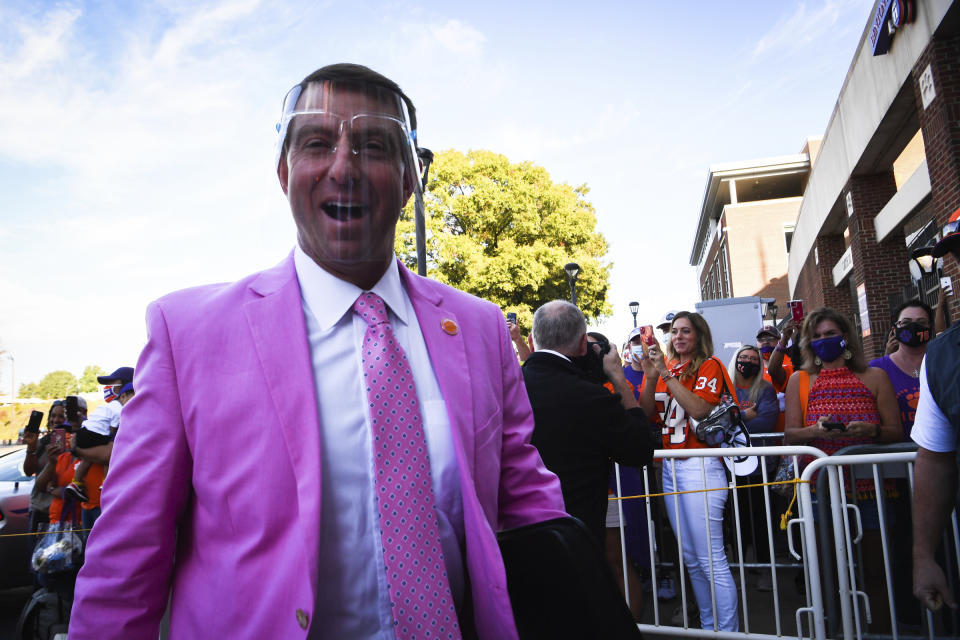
{"left": 506, "top": 312, "right": 517, "bottom": 325}
{"left": 25, "top": 410, "right": 43, "bottom": 434}
{"left": 638, "top": 325, "right": 657, "bottom": 347}
{"left": 823, "top": 421, "right": 846, "bottom": 431}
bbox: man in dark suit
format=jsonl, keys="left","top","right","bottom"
{"left": 522, "top": 300, "right": 657, "bottom": 549}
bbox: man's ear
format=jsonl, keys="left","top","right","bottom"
{"left": 278, "top": 154, "right": 290, "bottom": 196}
{"left": 577, "top": 333, "right": 588, "bottom": 356}
{"left": 401, "top": 162, "right": 416, "bottom": 203}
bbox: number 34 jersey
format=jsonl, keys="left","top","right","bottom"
{"left": 641, "top": 357, "right": 733, "bottom": 450}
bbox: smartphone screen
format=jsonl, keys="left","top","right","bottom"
{"left": 789, "top": 300, "right": 805, "bottom": 323}
{"left": 65, "top": 395, "right": 79, "bottom": 424}
{"left": 25, "top": 410, "right": 43, "bottom": 434}
{"left": 506, "top": 312, "right": 517, "bottom": 325}
{"left": 52, "top": 428, "right": 66, "bottom": 451}
{"left": 638, "top": 325, "right": 657, "bottom": 347}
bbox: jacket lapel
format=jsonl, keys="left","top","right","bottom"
{"left": 243, "top": 254, "right": 322, "bottom": 591}
{"left": 399, "top": 264, "right": 476, "bottom": 477}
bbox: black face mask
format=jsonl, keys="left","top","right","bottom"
{"left": 735, "top": 360, "right": 761, "bottom": 379}
{"left": 895, "top": 322, "right": 931, "bottom": 347}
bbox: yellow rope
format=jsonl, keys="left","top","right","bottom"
{"left": 0, "top": 527, "right": 92, "bottom": 539}
{"left": 607, "top": 477, "right": 809, "bottom": 502}
{"left": 2, "top": 482, "right": 809, "bottom": 539}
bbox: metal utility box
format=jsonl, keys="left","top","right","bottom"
{"left": 694, "top": 297, "right": 772, "bottom": 368}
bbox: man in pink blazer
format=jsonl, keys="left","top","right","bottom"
{"left": 69, "top": 64, "right": 565, "bottom": 639}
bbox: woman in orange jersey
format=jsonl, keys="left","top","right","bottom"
{"left": 639, "top": 311, "right": 739, "bottom": 631}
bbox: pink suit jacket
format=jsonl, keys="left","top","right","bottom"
{"left": 69, "top": 254, "right": 565, "bottom": 639}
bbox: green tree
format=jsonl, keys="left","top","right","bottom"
{"left": 33, "top": 370, "right": 78, "bottom": 399}
{"left": 19, "top": 382, "right": 39, "bottom": 398}
{"left": 396, "top": 149, "right": 611, "bottom": 328}
{"left": 79, "top": 365, "right": 105, "bottom": 393}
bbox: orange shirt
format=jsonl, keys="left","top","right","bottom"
{"left": 642, "top": 357, "right": 733, "bottom": 450}
{"left": 82, "top": 463, "right": 107, "bottom": 510}
{"left": 762, "top": 353, "right": 794, "bottom": 394}
{"left": 48, "top": 452, "right": 80, "bottom": 524}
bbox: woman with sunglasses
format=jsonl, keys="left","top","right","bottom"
{"left": 23, "top": 401, "right": 68, "bottom": 538}
{"left": 639, "top": 311, "right": 739, "bottom": 631}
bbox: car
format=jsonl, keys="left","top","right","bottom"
{"left": 0, "top": 447, "right": 36, "bottom": 589}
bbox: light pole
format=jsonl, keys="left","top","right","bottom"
{"left": 767, "top": 301, "right": 778, "bottom": 325}
{"left": 0, "top": 351, "right": 12, "bottom": 402}
{"left": 564, "top": 263, "right": 581, "bottom": 306}
{"left": 414, "top": 147, "right": 435, "bottom": 277}
{"left": 629, "top": 301, "right": 639, "bottom": 328}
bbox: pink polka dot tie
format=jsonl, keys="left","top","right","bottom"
{"left": 353, "top": 292, "right": 461, "bottom": 640}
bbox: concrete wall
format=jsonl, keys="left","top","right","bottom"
{"left": 787, "top": 0, "right": 955, "bottom": 295}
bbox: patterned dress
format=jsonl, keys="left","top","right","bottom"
{"left": 805, "top": 366, "right": 895, "bottom": 498}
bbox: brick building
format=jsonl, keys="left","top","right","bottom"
{"left": 787, "top": 0, "right": 960, "bottom": 359}
{"left": 690, "top": 140, "right": 821, "bottom": 308}
{"left": 690, "top": 1, "right": 960, "bottom": 360}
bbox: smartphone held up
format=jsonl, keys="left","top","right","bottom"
{"left": 788, "top": 300, "right": 805, "bottom": 324}
{"left": 25, "top": 410, "right": 43, "bottom": 434}
{"left": 638, "top": 325, "right": 657, "bottom": 347}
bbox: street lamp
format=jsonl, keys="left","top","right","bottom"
{"left": 767, "top": 301, "right": 778, "bottom": 324}
{"left": 910, "top": 245, "right": 938, "bottom": 280}
{"left": 564, "top": 262, "right": 581, "bottom": 306}
{"left": 629, "top": 301, "right": 640, "bottom": 328}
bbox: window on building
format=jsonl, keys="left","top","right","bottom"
{"left": 784, "top": 224, "right": 795, "bottom": 253}
{"left": 720, "top": 244, "right": 731, "bottom": 298}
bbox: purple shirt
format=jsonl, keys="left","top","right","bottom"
{"left": 622, "top": 365, "right": 644, "bottom": 400}
{"left": 869, "top": 354, "right": 918, "bottom": 438}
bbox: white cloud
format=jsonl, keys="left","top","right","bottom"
{"left": 431, "top": 19, "right": 486, "bottom": 56}
{"left": 753, "top": 0, "right": 864, "bottom": 59}
{"left": 0, "top": 5, "right": 81, "bottom": 80}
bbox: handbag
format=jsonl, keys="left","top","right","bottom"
{"left": 772, "top": 457, "right": 799, "bottom": 497}
{"left": 690, "top": 358, "right": 758, "bottom": 476}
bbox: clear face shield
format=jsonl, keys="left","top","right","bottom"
{"left": 275, "top": 80, "right": 423, "bottom": 275}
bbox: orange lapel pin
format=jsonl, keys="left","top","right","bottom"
{"left": 441, "top": 318, "right": 459, "bottom": 335}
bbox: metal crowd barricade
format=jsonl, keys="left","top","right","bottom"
{"left": 611, "top": 442, "right": 960, "bottom": 640}
{"left": 798, "top": 446, "right": 960, "bottom": 640}
{"left": 612, "top": 444, "right": 828, "bottom": 640}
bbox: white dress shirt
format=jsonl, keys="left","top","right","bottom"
{"left": 911, "top": 358, "right": 957, "bottom": 452}
{"left": 536, "top": 349, "right": 571, "bottom": 363}
{"left": 294, "top": 246, "right": 464, "bottom": 640}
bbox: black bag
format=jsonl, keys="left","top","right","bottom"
{"left": 497, "top": 517, "right": 642, "bottom": 640}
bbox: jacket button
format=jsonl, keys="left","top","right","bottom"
{"left": 296, "top": 608, "right": 309, "bottom": 630}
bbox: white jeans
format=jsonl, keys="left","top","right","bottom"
{"left": 662, "top": 457, "right": 739, "bottom": 631}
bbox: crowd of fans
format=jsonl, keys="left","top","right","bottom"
{"left": 10, "top": 298, "right": 939, "bottom": 633}
{"left": 508, "top": 297, "right": 933, "bottom": 631}
{"left": 18, "top": 367, "right": 134, "bottom": 628}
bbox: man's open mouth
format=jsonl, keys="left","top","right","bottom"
{"left": 322, "top": 203, "right": 366, "bottom": 220}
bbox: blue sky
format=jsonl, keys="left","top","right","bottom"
{"left": 0, "top": 0, "right": 872, "bottom": 390}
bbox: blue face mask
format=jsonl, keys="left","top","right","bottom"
{"left": 810, "top": 335, "right": 847, "bottom": 363}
